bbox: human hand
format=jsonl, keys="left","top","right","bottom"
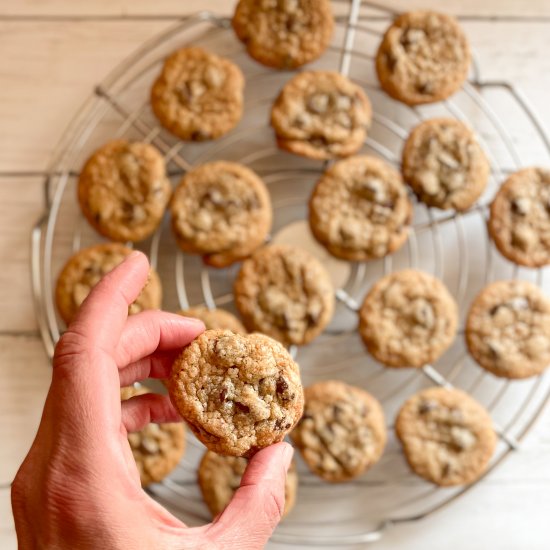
{"left": 11, "top": 251, "right": 294, "bottom": 549}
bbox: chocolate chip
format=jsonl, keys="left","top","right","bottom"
{"left": 235, "top": 402, "right": 250, "bottom": 413}
{"left": 442, "top": 462, "right": 451, "bottom": 477}
{"left": 220, "top": 389, "right": 227, "bottom": 402}
{"left": 275, "top": 418, "right": 290, "bottom": 430}
{"left": 276, "top": 376, "right": 289, "bottom": 395}
{"left": 191, "top": 129, "right": 211, "bottom": 141}
{"left": 418, "top": 400, "right": 437, "bottom": 414}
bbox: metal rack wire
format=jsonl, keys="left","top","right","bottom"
{"left": 31, "top": 0, "right": 550, "bottom": 546}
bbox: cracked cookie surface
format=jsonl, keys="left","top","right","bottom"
{"left": 290, "top": 380, "right": 386, "bottom": 482}
{"left": 376, "top": 11, "right": 470, "bottom": 106}
{"left": 169, "top": 330, "right": 304, "bottom": 457}
{"left": 309, "top": 155, "right": 412, "bottom": 261}
{"left": 151, "top": 47, "right": 244, "bottom": 141}
{"left": 232, "top": 0, "right": 333, "bottom": 69}
{"left": 170, "top": 161, "right": 272, "bottom": 267}
{"left": 234, "top": 244, "right": 335, "bottom": 345}
{"left": 270, "top": 71, "right": 372, "bottom": 160}
{"left": 198, "top": 450, "right": 297, "bottom": 517}
{"left": 179, "top": 307, "right": 247, "bottom": 335}
{"left": 359, "top": 269, "right": 458, "bottom": 368}
{"left": 488, "top": 167, "right": 550, "bottom": 267}
{"left": 466, "top": 280, "right": 550, "bottom": 379}
{"left": 55, "top": 243, "right": 162, "bottom": 324}
{"left": 395, "top": 387, "right": 496, "bottom": 486}
{"left": 121, "top": 385, "right": 186, "bottom": 487}
{"left": 78, "top": 140, "right": 171, "bottom": 242}
{"left": 402, "top": 118, "right": 489, "bottom": 211}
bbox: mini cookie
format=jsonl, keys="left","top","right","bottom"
{"left": 270, "top": 71, "right": 372, "bottom": 160}
{"left": 376, "top": 11, "right": 471, "bottom": 106}
{"left": 169, "top": 330, "right": 304, "bottom": 457}
{"left": 488, "top": 167, "right": 550, "bottom": 267}
{"left": 290, "top": 381, "right": 386, "bottom": 482}
{"left": 309, "top": 155, "right": 412, "bottom": 261}
{"left": 232, "top": 0, "right": 334, "bottom": 69}
{"left": 395, "top": 387, "right": 496, "bottom": 486}
{"left": 55, "top": 243, "right": 162, "bottom": 324}
{"left": 78, "top": 140, "right": 171, "bottom": 242}
{"left": 402, "top": 118, "right": 489, "bottom": 211}
{"left": 234, "top": 244, "right": 335, "bottom": 345}
{"left": 170, "top": 161, "right": 272, "bottom": 268}
{"left": 179, "top": 306, "right": 247, "bottom": 334}
{"left": 121, "top": 386, "right": 186, "bottom": 487}
{"left": 198, "top": 451, "right": 298, "bottom": 518}
{"left": 465, "top": 280, "right": 550, "bottom": 379}
{"left": 359, "top": 269, "right": 458, "bottom": 368}
{"left": 151, "top": 47, "right": 244, "bottom": 141}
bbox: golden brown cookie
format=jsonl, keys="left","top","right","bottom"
{"left": 198, "top": 451, "right": 298, "bottom": 518}
{"left": 359, "top": 269, "right": 458, "bottom": 368}
{"left": 395, "top": 387, "right": 497, "bottom": 486}
{"left": 270, "top": 71, "right": 372, "bottom": 160}
{"left": 376, "top": 11, "right": 471, "bottom": 106}
{"left": 121, "top": 385, "right": 186, "bottom": 487}
{"left": 232, "top": 0, "right": 334, "bottom": 69}
{"left": 78, "top": 140, "right": 171, "bottom": 242}
{"left": 151, "top": 47, "right": 244, "bottom": 141}
{"left": 179, "top": 307, "right": 247, "bottom": 335}
{"left": 309, "top": 155, "right": 412, "bottom": 261}
{"left": 234, "top": 244, "right": 335, "bottom": 345}
{"left": 169, "top": 330, "right": 304, "bottom": 457}
{"left": 465, "top": 280, "right": 550, "bottom": 379}
{"left": 55, "top": 243, "right": 162, "bottom": 324}
{"left": 488, "top": 167, "right": 550, "bottom": 267}
{"left": 170, "top": 161, "right": 272, "bottom": 268}
{"left": 291, "top": 380, "right": 386, "bottom": 482}
{"left": 402, "top": 118, "right": 489, "bottom": 211}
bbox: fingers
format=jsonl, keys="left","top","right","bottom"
{"left": 206, "top": 443, "right": 294, "bottom": 549}
{"left": 121, "top": 393, "right": 182, "bottom": 432}
{"left": 119, "top": 350, "right": 178, "bottom": 387}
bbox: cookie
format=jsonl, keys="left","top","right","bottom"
{"left": 488, "top": 168, "right": 550, "bottom": 267}
{"left": 402, "top": 118, "right": 489, "bottom": 211}
{"left": 309, "top": 155, "right": 412, "bottom": 261}
{"left": 121, "top": 385, "right": 186, "bottom": 487}
{"left": 234, "top": 244, "right": 335, "bottom": 345}
{"left": 178, "top": 307, "right": 246, "bottom": 335}
{"left": 55, "top": 243, "right": 162, "bottom": 324}
{"left": 395, "top": 387, "right": 497, "bottom": 486}
{"left": 465, "top": 280, "right": 550, "bottom": 379}
{"left": 359, "top": 269, "right": 458, "bottom": 368}
{"left": 376, "top": 11, "right": 471, "bottom": 106}
{"left": 151, "top": 47, "right": 244, "bottom": 141}
{"left": 270, "top": 71, "right": 372, "bottom": 160}
{"left": 290, "top": 381, "right": 386, "bottom": 482}
{"left": 169, "top": 330, "right": 304, "bottom": 457}
{"left": 198, "top": 451, "right": 298, "bottom": 518}
{"left": 78, "top": 140, "right": 171, "bottom": 242}
{"left": 170, "top": 161, "right": 272, "bottom": 268}
{"left": 232, "top": 0, "right": 333, "bottom": 69}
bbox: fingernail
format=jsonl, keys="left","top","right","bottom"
{"left": 127, "top": 250, "right": 143, "bottom": 261}
{"left": 281, "top": 443, "right": 294, "bottom": 470}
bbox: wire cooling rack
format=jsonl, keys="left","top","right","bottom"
{"left": 31, "top": 0, "right": 550, "bottom": 546}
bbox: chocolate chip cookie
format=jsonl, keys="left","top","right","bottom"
{"left": 78, "top": 140, "right": 171, "bottom": 242}
{"left": 465, "top": 280, "right": 550, "bottom": 379}
{"left": 309, "top": 155, "right": 412, "bottom": 261}
{"left": 232, "top": 0, "right": 334, "bottom": 69}
{"left": 359, "top": 269, "right": 458, "bottom": 368}
{"left": 376, "top": 11, "right": 471, "bottom": 106}
{"left": 151, "top": 47, "right": 244, "bottom": 141}
{"left": 402, "top": 118, "right": 489, "bottom": 211}
{"left": 270, "top": 71, "right": 372, "bottom": 160}
{"left": 198, "top": 451, "right": 298, "bottom": 518}
{"left": 169, "top": 330, "right": 304, "bottom": 457}
{"left": 488, "top": 167, "right": 550, "bottom": 267}
{"left": 290, "top": 380, "right": 386, "bottom": 482}
{"left": 170, "top": 161, "right": 272, "bottom": 268}
{"left": 121, "top": 385, "right": 186, "bottom": 487}
{"left": 395, "top": 387, "right": 496, "bottom": 486}
{"left": 55, "top": 243, "right": 162, "bottom": 324}
{"left": 179, "top": 306, "right": 247, "bottom": 335}
{"left": 234, "top": 244, "right": 335, "bottom": 345}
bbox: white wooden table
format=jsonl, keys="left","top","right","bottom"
{"left": 1, "top": 1, "right": 550, "bottom": 548}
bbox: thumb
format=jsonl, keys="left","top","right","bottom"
{"left": 206, "top": 442, "right": 294, "bottom": 549}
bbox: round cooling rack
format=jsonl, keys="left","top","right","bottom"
{"left": 31, "top": 0, "right": 550, "bottom": 547}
